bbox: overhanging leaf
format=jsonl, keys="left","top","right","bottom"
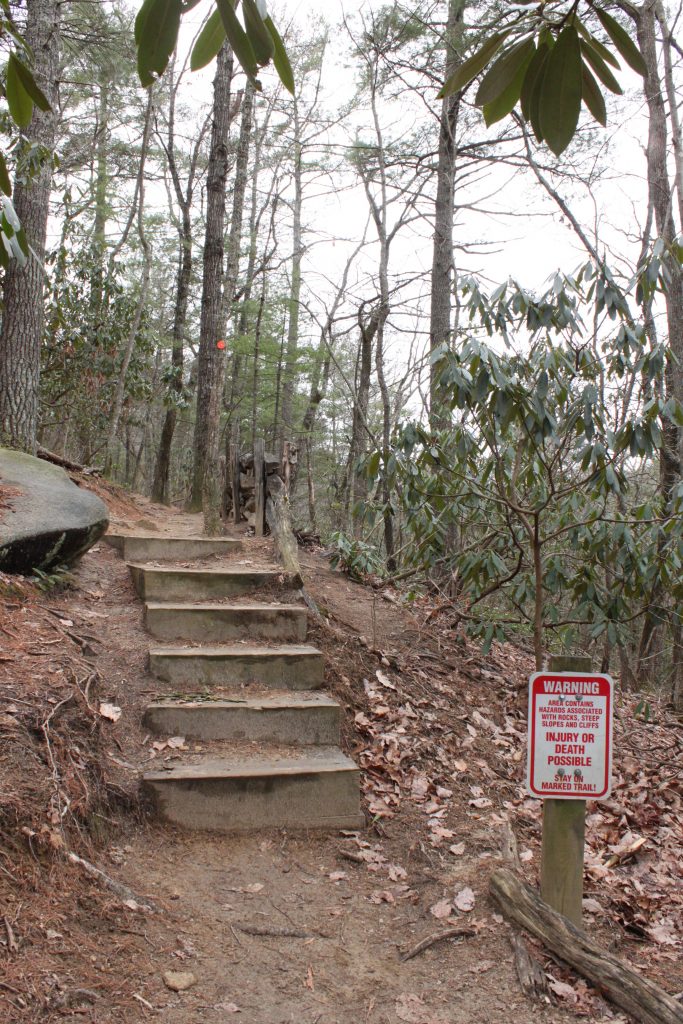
{"left": 191, "top": 9, "right": 226, "bottom": 71}
{"left": 539, "top": 25, "right": 583, "bottom": 156}
{"left": 520, "top": 43, "right": 549, "bottom": 123}
{"left": 581, "top": 63, "right": 606, "bottom": 126}
{"left": 438, "top": 31, "right": 509, "bottom": 99}
{"left": 242, "top": 0, "right": 274, "bottom": 66}
{"left": 6, "top": 53, "right": 34, "bottom": 128}
{"left": 581, "top": 40, "right": 623, "bottom": 95}
{"left": 13, "top": 58, "right": 50, "bottom": 112}
{"left": 0, "top": 152, "right": 11, "bottom": 197}
{"left": 595, "top": 8, "right": 647, "bottom": 76}
{"left": 528, "top": 44, "right": 551, "bottom": 142}
{"left": 215, "top": 0, "right": 259, "bottom": 79}
{"left": 483, "top": 46, "right": 534, "bottom": 126}
{"left": 135, "top": 0, "right": 182, "bottom": 87}
{"left": 575, "top": 20, "right": 620, "bottom": 69}
{"left": 264, "top": 15, "right": 294, "bottom": 94}
{"left": 476, "top": 36, "right": 535, "bottom": 107}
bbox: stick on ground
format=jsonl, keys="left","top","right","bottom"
{"left": 400, "top": 926, "right": 475, "bottom": 962}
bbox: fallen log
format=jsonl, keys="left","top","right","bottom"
{"left": 498, "top": 822, "right": 549, "bottom": 1002}
{"left": 490, "top": 867, "right": 683, "bottom": 1024}
{"left": 37, "top": 445, "right": 99, "bottom": 476}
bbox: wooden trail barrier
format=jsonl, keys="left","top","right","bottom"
{"left": 223, "top": 438, "right": 296, "bottom": 535}
{"left": 539, "top": 654, "right": 592, "bottom": 928}
{"left": 490, "top": 867, "right": 683, "bottom": 1024}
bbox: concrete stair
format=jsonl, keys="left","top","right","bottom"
{"left": 129, "top": 563, "right": 295, "bottom": 602}
{"left": 105, "top": 534, "right": 241, "bottom": 562}
{"left": 107, "top": 528, "right": 362, "bottom": 832}
{"left": 144, "top": 602, "right": 308, "bottom": 643}
{"left": 143, "top": 692, "right": 340, "bottom": 745}
{"left": 148, "top": 643, "right": 325, "bottom": 689}
{"left": 142, "top": 746, "right": 363, "bottom": 831}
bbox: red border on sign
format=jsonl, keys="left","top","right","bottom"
{"left": 527, "top": 672, "right": 613, "bottom": 800}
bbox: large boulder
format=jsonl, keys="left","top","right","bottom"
{"left": 0, "top": 448, "right": 109, "bottom": 574}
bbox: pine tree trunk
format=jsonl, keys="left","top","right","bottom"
{"left": 0, "top": 0, "right": 61, "bottom": 453}
{"left": 429, "top": 0, "right": 464, "bottom": 431}
{"left": 277, "top": 97, "right": 303, "bottom": 454}
{"left": 189, "top": 44, "right": 233, "bottom": 516}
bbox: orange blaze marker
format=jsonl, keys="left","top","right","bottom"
{"left": 216, "top": 339, "right": 226, "bottom": 349}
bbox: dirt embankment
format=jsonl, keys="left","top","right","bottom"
{"left": 0, "top": 475, "right": 680, "bottom": 1023}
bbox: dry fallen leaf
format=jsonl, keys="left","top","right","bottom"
{"left": 449, "top": 842, "right": 465, "bottom": 856}
{"left": 547, "top": 976, "right": 578, "bottom": 1002}
{"left": 99, "top": 702, "right": 121, "bottom": 722}
{"left": 376, "top": 669, "right": 397, "bottom": 690}
{"left": 430, "top": 899, "right": 453, "bottom": 919}
{"left": 454, "top": 887, "right": 475, "bottom": 912}
{"left": 304, "top": 965, "right": 314, "bottom": 991}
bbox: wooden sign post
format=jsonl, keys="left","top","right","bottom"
{"left": 527, "top": 655, "right": 614, "bottom": 929}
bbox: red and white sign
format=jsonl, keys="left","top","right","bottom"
{"left": 527, "top": 672, "right": 613, "bottom": 800}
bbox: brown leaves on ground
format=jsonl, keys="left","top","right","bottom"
{"left": 311, "top": 567, "right": 683, "bottom": 1011}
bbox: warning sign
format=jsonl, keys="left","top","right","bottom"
{"left": 527, "top": 672, "right": 613, "bottom": 800}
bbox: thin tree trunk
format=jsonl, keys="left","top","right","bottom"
{"left": 277, "top": 96, "right": 303, "bottom": 454}
{"left": 632, "top": 0, "right": 683, "bottom": 703}
{"left": 189, "top": 44, "right": 233, "bottom": 515}
{"left": 343, "top": 305, "right": 378, "bottom": 531}
{"left": 103, "top": 90, "right": 154, "bottom": 475}
{"left": 0, "top": 0, "right": 61, "bottom": 453}
{"left": 151, "top": 70, "right": 210, "bottom": 504}
{"left": 429, "top": 0, "right": 465, "bottom": 431}
{"left": 90, "top": 81, "right": 109, "bottom": 313}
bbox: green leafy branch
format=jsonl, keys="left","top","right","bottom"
{"left": 135, "top": 0, "right": 294, "bottom": 94}
{"left": 439, "top": 2, "right": 646, "bottom": 155}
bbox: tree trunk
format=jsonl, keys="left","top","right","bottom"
{"left": 632, "top": 0, "right": 683, "bottom": 703}
{"left": 103, "top": 90, "right": 154, "bottom": 476}
{"left": 343, "top": 304, "right": 378, "bottom": 531}
{"left": 0, "top": 0, "right": 61, "bottom": 453}
{"left": 189, "top": 43, "right": 233, "bottom": 516}
{"left": 429, "top": 0, "right": 465, "bottom": 431}
{"left": 277, "top": 96, "right": 303, "bottom": 453}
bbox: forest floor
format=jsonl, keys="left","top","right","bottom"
{"left": 0, "top": 475, "right": 681, "bottom": 1023}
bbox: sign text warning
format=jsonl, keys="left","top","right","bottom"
{"left": 527, "top": 672, "right": 613, "bottom": 800}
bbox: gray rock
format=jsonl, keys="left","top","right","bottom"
{"left": 162, "top": 971, "right": 196, "bottom": 992}
{"left": 0, "top": 448, "right": 109, "bottom": 574}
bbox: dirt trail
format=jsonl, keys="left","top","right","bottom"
{"left": 3, "top": 483, "right": 677, "bottom": 1023}
{"left": 56, "top": 497, "right": 580, "bottom": 1024}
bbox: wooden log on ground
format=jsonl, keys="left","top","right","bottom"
{"left": 490, "top": 867, "right": 683, "bottom": 1024}
{"left": 37, "top": 446, "right": 99, "bottom": 476}
{"left": 499, "top": 821, "right": 549, "bottom": 1001}
{"left": 265, "top": 474, "right": 303, "bottom": 586}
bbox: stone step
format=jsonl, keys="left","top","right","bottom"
{"left": 129, "top": 563, "right": 294, "bottom": 602}
{"left": 142, "top": 746, "right": 363, "bottom": 831}
{"left": 143, "top": 692, "right": 340, "bottom": 745}
{"left": 105, "top": 534, "right": 241, "bottom": 562}
{"left": 144, "top": 603, "right": 308, "bottom": 643}
{"left": 149, "top": 644, "right": 324, "bottom": 689}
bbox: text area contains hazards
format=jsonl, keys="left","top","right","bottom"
{"left": 527, "top": 672, "right": 613, "bottom": 800}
